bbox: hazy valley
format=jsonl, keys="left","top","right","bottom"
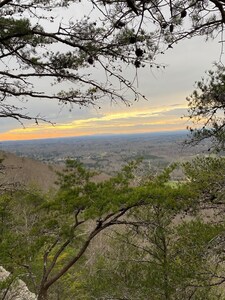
{"left": 0, "top": 131, "right": 210, "bottom": 177}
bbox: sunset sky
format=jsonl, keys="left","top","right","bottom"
{"left": 0, "top": 3, "right": 222, "bottom": 141}
{"left": 0, "top": 104, "right": 188, "bottom": 141}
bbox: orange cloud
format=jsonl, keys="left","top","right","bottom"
{"left": 0, "top": 104, "right": 188, "bottom": 141}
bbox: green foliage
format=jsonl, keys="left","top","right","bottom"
{"left": 1, "top": 158, "right": 225, "bottom": 299}
{"left": 83, "top": 207, "right": 225, "bottom": 299}
{"left": 187, "top": 65, "right": 225, "bottom": 150}
{"left": 71, "top": 157, "right": 225, "bottom": 300}
{"left": 183, "top": 156, "right": 225, "bottom": 205}
{"left": 53, "top": 159, "right": 139, "bottom": 218}
{"left": 0, "top": 17, "right": 31, "bottom": 38}
{"left": 1, "top": 159, "right": 160, "bottom": 298}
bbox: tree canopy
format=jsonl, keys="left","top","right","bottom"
{"left": 186, "top": 65, "right": 225, "bottom": 150}
{"left": 0, "top": 159, "right": 194, "bottom": 299}
{"left": 2, "top": 158, "right": 225, "bottom": 299}
{"left": 70, "top": 157, "right": 225, "bottom": 300}
{"left": 0, "top": 0, "right": 224, "bottom": 122}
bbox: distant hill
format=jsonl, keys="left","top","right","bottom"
{"left": 0, "top": 150, "right": 60, "bottom": 191}
{"left": 0, "top": 151, "right": 110, "bottom": 192}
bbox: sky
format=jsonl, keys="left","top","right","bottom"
{"left": 0, "top": 3, "right": 223, "bottom": 141}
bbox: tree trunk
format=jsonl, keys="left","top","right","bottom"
{"left": 37, "top": 287, "right": 48, "bottom": 300}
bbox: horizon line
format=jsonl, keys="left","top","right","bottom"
{"left": 0, "top": 129, "right": 188, "bottom": 143}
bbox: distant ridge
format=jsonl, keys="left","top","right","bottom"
{"left": 0, "top": 151, "right": 110, "bottom": 191}
{"left": 0, "top": 150, "right": 60, "bottom": 191}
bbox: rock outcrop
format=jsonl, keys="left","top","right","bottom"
{"left": 0, "top": 266, "right": 37, "bottom": 300}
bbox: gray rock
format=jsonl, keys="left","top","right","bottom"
{"left": 0, "top": 266, "right": 37, "bottom": 300}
